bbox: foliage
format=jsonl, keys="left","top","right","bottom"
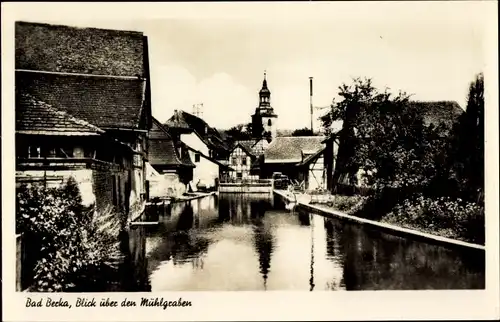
{"left": 224, "top": 123, "right": 253, "bottom": 143}
{"left": 320, "top": 77, "right": 443, "bottom": 188}
{"left": 320, "top": 74, "right": 485, "bottom": 242}
{"left": 321, "top": 75, "right": 483, "bottom": 195}
{"left": 291, "top": 127, "right": 315, "bottom": 136}
{"left": 446, "top": 73, "right": 484, "bottom": 202}
{"left": 382, "top": 194, "right": 484, "bottom": 244}
{"left": 17, "top": 178, "right": 124, "bottom": 292}
{"left": 331, "top": 195, "right": 367, "bottom": 214}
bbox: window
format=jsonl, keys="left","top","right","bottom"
{"left": 194, "top": 153, "right": 201, "bottom": 163}
{"left": 242, "top": 157, "right": 247, "bottom": 166}
{"left": 28, "top": 146, "right": 41, "bottom": 158}
{"left": 236, "top": 172, "right": 243, "bottom": 179}
{"left": 232, "top": 157, "right": 238, "bottom": 166}
{"left": 268, "top": 119, "right": 272, "bottom": 126}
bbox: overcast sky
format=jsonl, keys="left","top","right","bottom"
{"left": 10, "top": 2, "right": 489, "bottom": 130}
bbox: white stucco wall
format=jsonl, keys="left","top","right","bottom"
{"left": 16, "top": 169, "right": 95, "bottom": 206}
{"left": 190, "top": 151, "right": 219, "bottom": 189}
{"left": 307, "top": 155, "right": 326, "bottom": 190}
{"left": 180, "top": 133, "right": 209, "bottom": 156}
{"left": 179, "top": 132, "right": 220, "bottom": 189}
{"left": 262, "top": 116, "right": 277, "bottom": 140}
{"left": 148, "top": 173, "right": 186, "bottom": 198}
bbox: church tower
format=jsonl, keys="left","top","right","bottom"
{"left": 252, "top": 71, "right": 278, "bottom": 142}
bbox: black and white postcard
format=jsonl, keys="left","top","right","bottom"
{"left": 2, "top": 1, "right": 499, "bottom": 321}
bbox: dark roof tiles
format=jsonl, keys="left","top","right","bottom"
{"left": 16, "top": 93, "right": 104, "bottom": 135}
{"left": 166, "top": 110, "right": 230, "bottom": 152}
{"left": 149, "top": 118, "right": 194, "bottom": 167}
{"left": 15, "top": 21, "right": 146, "bottom": 77}
{"left": 17, "top": 71, "right": 146, "bottom": 129}
{"left": 264, "top": 136, "right": 325, "bottom": 163}
{"left": 409, "top": 101, "right": 464, "bottom": 128}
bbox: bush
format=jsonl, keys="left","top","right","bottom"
{"left": 332, "top": 195, "right": 367, "bottom": 214}
{"left": 17, "top": 178, "right": 124, "bottom": 292}
{"left": 382, "top": 194, "right": 484, "bottom": 244}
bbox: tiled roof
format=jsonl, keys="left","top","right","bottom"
{"left": 409, "top": 101, "right": 464, "bottom": 129}
{"left": 298, "top": 148, "right": 325, "bottom": 166}
{"left": 165, "top": 110, "right": 230, "bottom": 152}
{"left": 165, "top": 110, "right": 191, "bottom": 130}
{"left": 15, "top": 21, "right": 146, "bottom": 77}
{"left": 233, "top": 140, "right": 257, "bottom": 155}
{"left": 150, "top": 118, "right": 172, "bottom": 140}
{"left": 16, "top": 93, "right": 104, "bottom": 135}
{"left": 264, "top": 136, "right": 325, "bottom": 163}
{"left": 149, "top": 118, "right": 193, "bottom": 167}
{"left": 178, "top": 142, "right": 195, "bottom": 167}
{"left": 17, "top": 71, "right": 146, "bottom": 129}
{"left": 148, "top": 139, "right": 183, "bottom": 167}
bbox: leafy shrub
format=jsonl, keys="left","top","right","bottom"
{"left": 332, "top": 195, "right": 367, "bottom": 214}
{"left": 17, "top": 177, "right": 124, "bottom": 292}
{"left": 382, "top": 194, "right": 484, "bottom": 244}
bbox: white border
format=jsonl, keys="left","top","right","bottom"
{"left": 2, "top": 2, "right": 499, "bottom": 321}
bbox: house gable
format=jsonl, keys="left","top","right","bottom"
{"left": 264, "top": 136, "right": 325, "bottom": 164}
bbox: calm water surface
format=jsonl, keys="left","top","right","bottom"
{"left": 132, "top": 193, "right": 484, "bottom": 291}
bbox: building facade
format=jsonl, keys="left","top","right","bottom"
{"left": 165, "top": 110, "right": 232, "bottom": 190}
{"left": 147, "top": 118, "right": 195, "bottom": 198}
{"left": 252, "top": 72, "right": 278, "bottom": 143}
{"left": 261, "top": 136, "right": 326, "bottom": 190}
{"left": 227, "top": 141, "right": 258, "bottom": 180}
{"left": 15, "top": 21, "right": 152, "bottom": 221}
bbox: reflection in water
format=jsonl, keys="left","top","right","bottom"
{"left": 129, "top": 194, "right": 484, "bottom": 291}
{"left": 252, "top": 215, "right": 275, "bottom": 290}
{"left": 309, "top": 214, "right": 315, "bottom": 291}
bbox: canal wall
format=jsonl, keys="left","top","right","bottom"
{"left": 219, "top": 180, "right": 273, "bottom": 194}
{"left": 273, "top": 189, "right": 485, "bottom": 251}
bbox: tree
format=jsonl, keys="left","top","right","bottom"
{"left": 321, "top": 77, "right": 447, "bottom": 191}
{"left": 224, "top": 123, "right": 253, "bottom": 143}
{"left": 320, "top": 78, "right": 380, "bottom": 187}
{"left": 291, "top": 128, "right": 314, "bottom": 136}
{"left": 448, "top": 73, "right": 484, "bottom": 202}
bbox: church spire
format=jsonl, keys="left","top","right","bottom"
{"left": 259, "top": 70, "right": 270, "bottom": 107}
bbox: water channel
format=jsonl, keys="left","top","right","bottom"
{"left": 126, "top": 193, "right": 485, "bottom": 291}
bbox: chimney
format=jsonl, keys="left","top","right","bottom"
{"left": 309, "top": 77, "right": 314, "bottom": 132}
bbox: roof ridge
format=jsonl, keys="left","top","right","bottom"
{"left": 16, "top": 21, "right": 144, "bottom": 36}
{"left": 152, "top": 117, "right": 173, "bottom": 138}
{"left": 20, "top": 93, "right": 104, "bottom": 134}
{"left": 151, "top": 118, "right": 185, "bottom": 164}
{"left": 16, "top": 69, "right": 146, "bottom": 80}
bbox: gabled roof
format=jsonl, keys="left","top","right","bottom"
{"left": 148, "top": 118, "right": 194, "bottom": 167}
{"left": 409, "top": 101, "right": 464, "bottom": 129}
{"left": 165, "top": 110, "right": 230, "bottom": 152}
{"left": 16, "top": 93, "right": 104, "bottom": 136}
{"left": 264, "top": 136, "right": 325, "bottom": 163}
{"left": 231, "top": 140, "right": 257, "bottom": 156}
{"left": 184, "top": 145, "right": 233, "bottom": 171}
{"left": 15, "top": 21, "right": 146, "bottom": 77}
{"left": 16, "top": 71, "right": 146, "bottom": 129}
{"left": 297, "top": 148, "right": 325, "bottom": 166}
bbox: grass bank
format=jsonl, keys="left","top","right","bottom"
{"left": 312, "top": 193, "right": 484, "bottom": 245}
